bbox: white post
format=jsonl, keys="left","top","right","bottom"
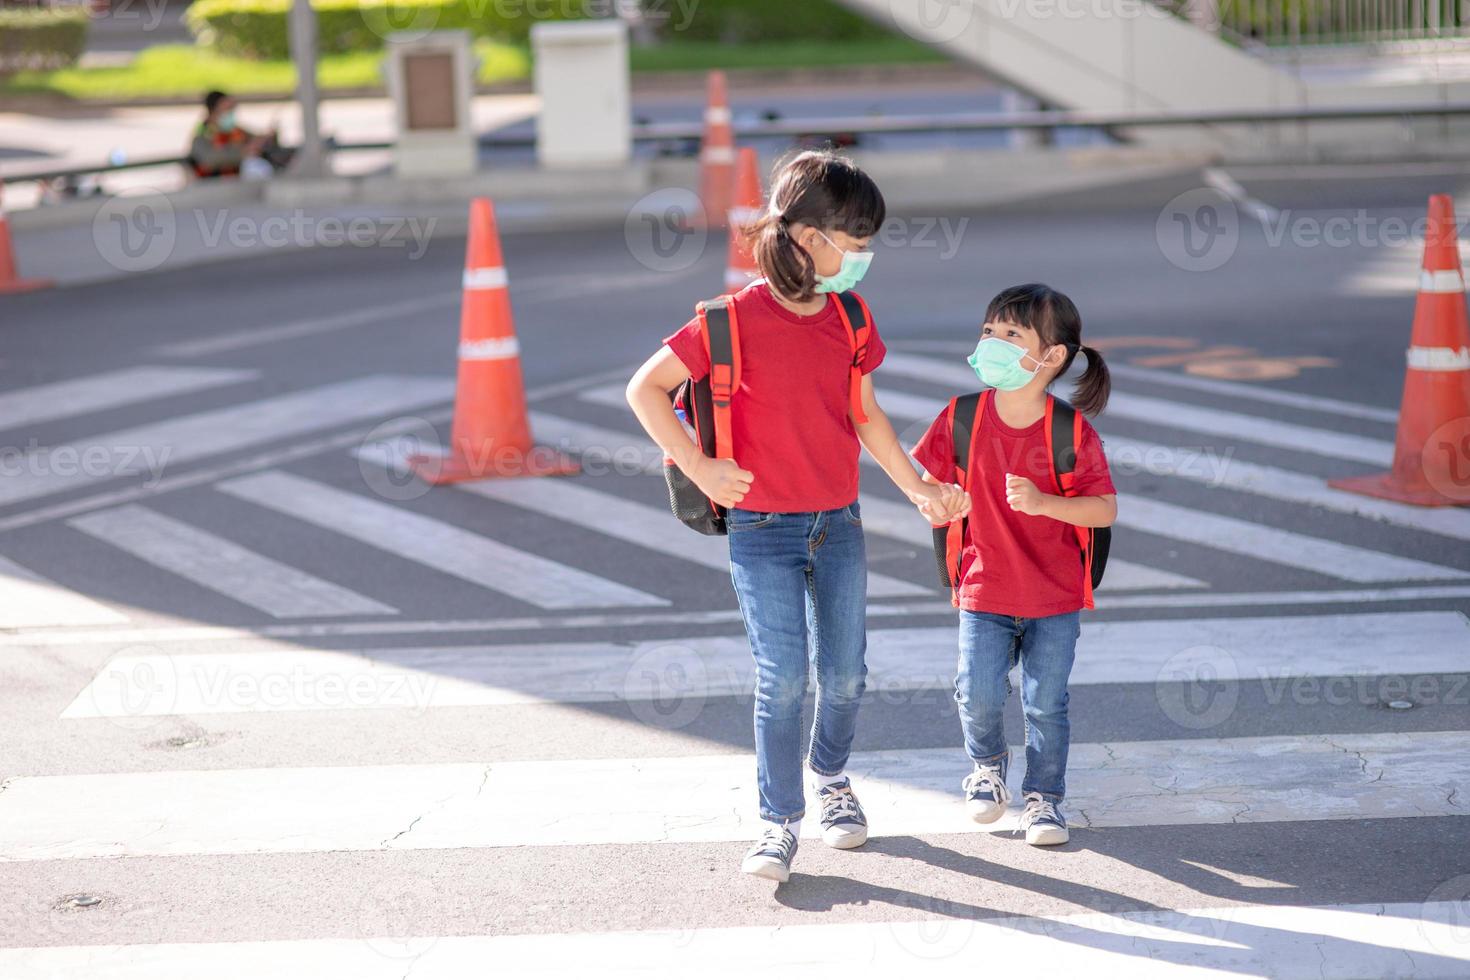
{"left": 531, "top": 20, "right": 630, "bottom": 168}
{"left": 288, "top": 0, "right": 324, "bottom": 177}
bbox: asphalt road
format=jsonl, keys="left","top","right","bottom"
{"left": 1, "top": 165, "right": 1469, "bottom": 977}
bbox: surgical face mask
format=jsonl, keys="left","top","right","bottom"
{"left": 217, "top": 110, "right": 236, "bottom": 132}
{"left": 968, "top": 336, "right": 1056, "bottom": 391}
{"left": 812, "top": 229, "right": 873, "bottom": 294}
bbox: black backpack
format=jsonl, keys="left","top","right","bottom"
{"left": 664, "top": 289, "right": 874, "bottom": 535}
{"left": 933, "top": 389, "right": 1111, "bottom": 609}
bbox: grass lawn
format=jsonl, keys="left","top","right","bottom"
{"left": 0, "top": 36, "right": 945, "bottom": 101}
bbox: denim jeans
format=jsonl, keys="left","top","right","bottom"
{"left": 727, "top": 501, "right": 868, "bottom": 824}
{"left": 955, "top": 609, "right": 1081, "bottom": 803}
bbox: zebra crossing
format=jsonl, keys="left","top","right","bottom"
{"left": 1, "top": 352, "right": 1468, "bottom": 977}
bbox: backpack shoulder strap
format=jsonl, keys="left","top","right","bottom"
{"left": 1045, "top": 395, "right": 1079, "bottom": 496}
{"left": 832, "top": 291, "right": 873, "bottom": 425}
{"left": 950, "top": 390, "right": 983, "bottom": 487}
{"left": 695, "top": 296, "right": 741, "bottom": 460}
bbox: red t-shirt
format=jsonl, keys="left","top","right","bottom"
{"left": 911, "top": 393, "right": 1115, "bottom": 618}
{"left": 662, "top": 281, "right": 886, "bottom": 513}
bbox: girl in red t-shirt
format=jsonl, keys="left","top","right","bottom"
{"left": 910, "top": 283, "right": 1117, "bottom": 849}
{"left": 627, "top": 151, "right": 968, "bottom": 882}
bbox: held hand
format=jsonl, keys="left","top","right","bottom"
{"left": 1005, "top": 473, "right": 1047, "bottom": 516}
{"left": 907, "top": 482, "right": 970, "bottom": 524}
{"left": 691, "top": 455, "right": 754, "bottom": 509}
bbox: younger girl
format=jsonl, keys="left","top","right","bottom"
{"left": 910, "top": 283, "right": 1117, "bottom": 847}
{"left": 627, "top": 151, "right": 967, "bottom": 881}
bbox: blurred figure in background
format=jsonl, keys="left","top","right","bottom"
{"left": 188, "top": 90, "right": 293, "bottom": 180}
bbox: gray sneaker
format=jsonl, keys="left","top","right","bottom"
{"left": 1019, "top": 792, "right": 1069, "bottom": 846}
{"left": 815, "top": 778, "right": 868, "bottom": 849}
{"left": 741, "top": 823, "right": 799, "bottom": 881}
{"left": 962, "top": 763, "right": 1011, "bottom": 824}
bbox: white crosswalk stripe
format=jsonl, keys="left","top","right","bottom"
{"left": 67, "top": 504, "right": 397, "bottom": 618}
{"left": 0, "top": 365, "right": 258, "bottom": 431}
{"left": 58, "top": 611, "right": 1470, "bottom": 716}
{"left": 0, "top": 553, "right": 128, "bottom": 628}
{"left": 5, "top": 901, "right": 1466, "bottom": 980}
{"left": 2, "top": 730, "right": 1464, "bottom": 860}
{"left": 0, "top": 375, "right": 453, "bottom": 508}
{"left": 216, "top": 470, "right": 667, "bottom": 609}
{"left": 456, "top": 473, "right": 929, "bottom": 598}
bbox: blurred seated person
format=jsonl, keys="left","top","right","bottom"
{"left": 189, "top": 90, "right": 294, "bottom": 179}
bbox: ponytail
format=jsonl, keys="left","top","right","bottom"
{"left": 744, "top": 149, "right": 885, "bottom": 304}
{"left": 747, "top": 210, "right": 816, "bottom": 303}
{"left": 1071, "top": 344, "right": 1111, "bottom": 417}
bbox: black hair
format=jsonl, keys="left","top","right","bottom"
{"left": 985, "top": 282, "right": 1110, "bottom": 416}
{"left": 204, "top": 90, "right": 229, "bottom": 114}
{"left": 744, "top": 150, "right": 886, "bottom": 303}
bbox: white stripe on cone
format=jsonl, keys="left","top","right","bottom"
{"left": 727, "top": 207, "right": 760, "bottom": 227}
{"left": 459, "top": 337, "right": 520, "bottom": 361}
{"left": 462, "top": 267, "right": 508, "bottom": 290}
{"left": 725, "top": 268, "right": 758, "bottom": 289}
{"left": 1419, "top": 268, "right": 1466, "bottom": 293}
{"left": 704, "top": 106, "right": 731, "bottom": 125}
{"left": 1407, "top": 344, "right": 1470, "bottom": 371}
{"left": 700, "top": 146, "right": 736, "bottom": 165}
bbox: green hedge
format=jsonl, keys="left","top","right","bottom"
{"left": 0, "top": 7, "right": 89, "bottom": 74}
{"left": 658, "top": 0, "right": 892, "bottom": 42}
{"left": 186, "top": 0, "right": 580, "bottom": 59}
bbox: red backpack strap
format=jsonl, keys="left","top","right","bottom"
{"left": 937, "top": 390, "right": 984, "bottom": 607}
{"left": 1046, "top": 395, "right": 1096, "bottom": 609}
{"left": 832, "top": 291, "right": 872, "bottom": 424}
{"left": 696, "top": 297, "right": 742, "bottom": 460}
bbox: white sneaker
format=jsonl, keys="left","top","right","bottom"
{"left": 815, "top": 778, "right": 868, "bottom": 849}
{"left": 741, "top": 823, "right": 799, "bottom": 882}
{"left": 962, "top": 763, "right": 1011, "bottom": 824}
{"left": 1019, "top": 792, "right": 1069, "bottom": 846}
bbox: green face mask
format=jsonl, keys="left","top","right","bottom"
{"left": 217, "top": 110, "right": 237, "bottom": 132}
{"left": 968, "top": 337, "right": 1054, "bottom": 390}
{"left": 812, "top": 229, "right": 873, "bottom": 294}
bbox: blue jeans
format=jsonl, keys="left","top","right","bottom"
{"left": 727, "top": 501, "right": 868, "bottom": 824}
{"left": 955, "top": 609, "right": 1081, "bottom": 803}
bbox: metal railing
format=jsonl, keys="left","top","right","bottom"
{"left": 1162, "top": 0, "right": 1470, "bottom": 46}
{"left": 5, "top": 100, "right": 1470, "bottom": 189}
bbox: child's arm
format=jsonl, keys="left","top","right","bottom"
{"left": 1004, "top": 474, "right": 1117, "bottom": 527}
{"left": 626, "top": 347, "right": 755, "bottom": 508}
{"left": 854, "top": 376, "right": 969, "bottom": 523}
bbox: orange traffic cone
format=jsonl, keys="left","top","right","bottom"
{"left": 0, "top": 179, "right": 54, "bottom": 295}
{"left": 724, "top": 147, "right": 763, "bottom": 293}
{"left": 1329, "top": 193, "right": 1470, "bottom": 506}
{"left": 408, "top": 198, "right": 579, "bottom": 484}
{"left": 695, "top": 71, "right": 734, "bottom": 230}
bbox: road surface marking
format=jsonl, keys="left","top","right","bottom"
{"left": 57, "top": 611, "right": 1470, "bottom": 717}
{"left": 0, "top": 366, "right": 258, "bottom": 430}
{"left": 0, "top": 375, "right": 454, "bottom": 508}
{"left": 216, "top": 471, "right": 667, "bottom": 610}
{"left": 67, "top": 504, "right": 397, "bottom": 619}
{"left": 1117, "top": 496, "right": 1465, "bottom": 582}
{"left": 4, "top": 901, "right": 1464, "bottom": 979}
{"left": 455, "top": 475, "right": 926, "bottom": 599}
{"left": 151, "top": 294, "right": 458, "bottom": 358}
{"left": 1, "top": 730, "right": 1464, "bottom": 860}
{"left": 854, "top": 493, "right": 1206, "bottom": 591}
{"left": 0, "top": 553, "right": 127, "bottom": 628}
